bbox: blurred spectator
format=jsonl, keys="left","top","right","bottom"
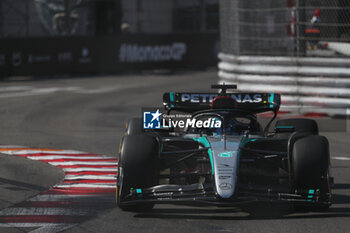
{"left": 121, "top": 22, "right": 130, "bottom": 33}
{"left": 305, "top": 8, "right": 321, "bottom": 50}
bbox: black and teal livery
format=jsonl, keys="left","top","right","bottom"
{"left": 117, "top": 84, "right": 332, "bottom": 211}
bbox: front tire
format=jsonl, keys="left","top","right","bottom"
{"left": 291, "top": 135, "right": 331, "bottom": 211}
{"left": 117, "top": 135, "right": 159, "bottom": 211}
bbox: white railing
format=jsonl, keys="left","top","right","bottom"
{"left": 218, "top": 53, "right": 350, "bottom": 116}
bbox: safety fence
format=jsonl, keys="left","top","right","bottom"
{"left": 219, "top": 0, "right": 350, "bottom": 57}
{"left": 218, "top": 53, "right": 350, "bottom": 116}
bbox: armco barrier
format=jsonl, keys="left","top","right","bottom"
{"left": 218, "top": 53, "right": 350, "bottom": 116}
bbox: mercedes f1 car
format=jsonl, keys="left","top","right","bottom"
{"left": 117, "top": 84, "right": 331, "bottom": 211}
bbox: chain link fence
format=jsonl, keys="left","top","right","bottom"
{"left": 220, "top": 0, "right": 350, "bottom": 57}
{"left": 219, "top": 0, "right": 350, "bottom": 116}
{"left": 0, "top": 0, "right": 219, "bottom": 38}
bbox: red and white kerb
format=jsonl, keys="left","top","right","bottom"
{"left": 0, "top": 146, "right": 118, "bottom": 233}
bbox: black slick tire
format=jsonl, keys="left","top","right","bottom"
{"left": 125, "top": 118, "right": 143, "bottom": 135}
{"left": 276, "top": 118, "right": 318, "bottom": 134}
{"left": 291, "top": 135, "right": 330, "bottom": 211}
{"left": 117, "top": 135, "right": 159, "bottom": 212}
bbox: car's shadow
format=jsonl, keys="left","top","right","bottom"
{"left": 134, "top": 184, "right": 350, "bottom": 220}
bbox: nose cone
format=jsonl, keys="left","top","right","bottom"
{"left": 214, "top": 151, "right": 239, "bottom": 199}
{"left": 207, "top": 136, "right": 242, "bottom": 199}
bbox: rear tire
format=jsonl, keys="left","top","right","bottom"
{"left": 292, "top": 135, "right": 330, "bottom": 211}
{"left": 117, "top": 135, "right": 159, "bottom": 211}
{"left": 276, "top": 118, "right": 318, "bottom": 134}
{"left": 125, "top": 118, "right": 143, "bottom": 135}
{"left": 275, "top": 119, "right": 318, "bottom": 138}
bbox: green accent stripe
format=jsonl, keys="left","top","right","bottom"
{"left": 276, "top": 126, "right": 294, "bottom": 129}
{"left": 169, "top": 92, "right": 175, "bottom": 107}
{"left": 269, "top": 93, "right": 274, "bottom": 108}
{"left": 192, "top": 137, "right": 214, "bottom": 175}
{"left": 169, "top": 92, "right": 175, "bottom": 103}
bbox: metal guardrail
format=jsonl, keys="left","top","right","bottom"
{"left": 218, "top": 53, "right": 350, "bottom": 116}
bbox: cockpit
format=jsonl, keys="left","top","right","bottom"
{"left": 187, "top": 110, "right": 260, "bottom": 136}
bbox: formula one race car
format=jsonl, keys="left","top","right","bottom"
{"left": 117, "top": 84, "right": 331, "bottom": 211}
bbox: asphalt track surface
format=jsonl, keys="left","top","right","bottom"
{"left": 0, "top": 153, "right": 64, "bottom": 210}
{"left": 0, "top": 70, "right": 349, "bottom": 233}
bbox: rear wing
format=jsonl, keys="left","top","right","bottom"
{"left": 163, "top": 92, "right": 281, "bottom": 114}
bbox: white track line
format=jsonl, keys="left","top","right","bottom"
{"left": 28, "top": 224, "right": 78, "bottom": 233}
{"left": 0, "top": 145, "right": 28, "bottom": 148}
{"left": 0, "top": 223, "right": 78, "bottom": 233}
{"left": 0, "top": 223, "right": 77, "bottom": 228}
{"left": 332, "top": 156, "right": 350, "bottom": 161}
{"left": 55, "top": 183, "right": 116, "bottom": 188}
{"left": 62, "top": 167, "right": 117, "bottom": 172}
{"left": 29, "top": 194, "right": 113, "bottom": 202}
{"left": 27, "top": 155, "right": 115, "bottom": 160}
{"left": 64, "top": 175, "right": 116, "bottom": 180}
{"left": 48, "top": 161, "right": 117, "bottom": 166}
{"left": 0, "top": 222, "right": 78, "bottom": 233}
{"left": 3, "top": 150, "right": 87, "bottom": 155}
{"left": 0, "top": 208, "right": 91, "bottom": 216}
{"left": 0, "top": 86, "right": 32, "bottom": 92}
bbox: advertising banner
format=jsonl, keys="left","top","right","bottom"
{"left": 0, "top": 33, "right": 218, "bottom": 76}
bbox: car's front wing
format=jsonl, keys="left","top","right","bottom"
{"left": 119, "top": 183, "right": 331, "bottom": 207}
